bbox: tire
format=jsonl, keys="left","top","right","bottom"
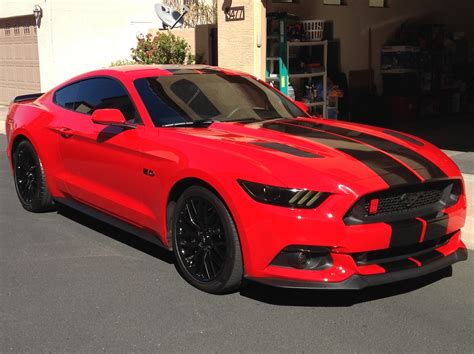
{"left": 13, "top": 140, "right": 55, "bottom": 213}
{"left": 172, "top": 185, "right": 243, "bottom": 294}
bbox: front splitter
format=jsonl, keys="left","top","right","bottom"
{"left": 247, "top": 248, "right": 468, "bottom": 290}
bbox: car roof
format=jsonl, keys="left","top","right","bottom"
{"left": 93, "top": 65, "right": 247, "bottom": 79}
{"left": 110, "top": 64, "right": 219, "bottom": 73}
{"left": 50, "top": 65, "right": 252, "bottom": 93}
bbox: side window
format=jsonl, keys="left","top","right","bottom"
{"left": 54, "top": 77, "right": 140, "bottom": 123}
{"left": 54, "top": 82, "right": 81, "bottom": 110}
{"left": 76, "top": 78, "right": 139, "bottom": 123}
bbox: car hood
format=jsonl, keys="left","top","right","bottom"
{"left": 163, "top": 117, "right": 458, "bottom": 194}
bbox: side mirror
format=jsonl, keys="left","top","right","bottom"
{"left": 294, "top": 101, "right": 310, "bottom": 114}
{"left": 91, "top": 109, "right": 130, "bottom": 127}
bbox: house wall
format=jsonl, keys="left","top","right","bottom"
{"left": 3, "top": 0, "right": 472, "bottom": 92}
{"left": 216, "top": 0, "right": 266, "bottom": 78}
{"left": 0, "top": 0, "right": 162, "bottom": 91}
{"left": 267, "top": 0, "right": 474, "bottom": 93}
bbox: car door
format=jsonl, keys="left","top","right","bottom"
{"left": 53, "top": 77, "right": 155, "bottom": 228}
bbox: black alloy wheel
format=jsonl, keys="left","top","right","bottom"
{"left": 172, "top": 186, "right": 243, "bottom": 293}
{"left": 13, "top": 140, "right": 55, "bottom": 212}
{"left": 176, "top": 196, "right": 227, "bottom": 282}
{"left": 15, "top": 144, "right": 38, "bottom": 204}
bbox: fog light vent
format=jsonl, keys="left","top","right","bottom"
{"left": 289, "top": 251, "right": 310, "bottom": 269}
{"left": 271, "top": 246, "right": 333, "bottom": 270}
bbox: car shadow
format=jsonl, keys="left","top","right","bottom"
{"left": 96, "top": 125, "right": 128, "bottom": 143}
{"left": 57, "top": 205, "right": 174, "bottom": 264}
{"left": 239, "top": 266, "right": 453, "bottom": 307}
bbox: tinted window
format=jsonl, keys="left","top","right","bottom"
{"left": 170, "top": 79, "right": 219, "bottom": 118}
{"left": 54, "top": 77, "right": 140, "bottom": 123}
{"left": 54, "top": 82, "right": 81, "bottom": 110}
{"left": 134, "top": 73, "right": 305, "bottom": 127}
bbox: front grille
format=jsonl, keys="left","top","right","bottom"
{"left": 344, "top": 179, "right": 461, "bottom": 224}
{"left": 363, "top": 188, "right": 443, "bottom": 216}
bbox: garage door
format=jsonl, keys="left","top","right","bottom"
{"left": 0, "top": 15, "right": 40, "bottom": 105}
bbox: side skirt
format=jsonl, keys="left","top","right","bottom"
{"left": 55, "top": 197, "right": 169, "bottom": 250}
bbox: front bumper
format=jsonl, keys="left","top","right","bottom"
{"left": 247, "top": 247, "right": 468, "bottom": 289}
{"left": 232, "top": 173, "right": 467, "bottom": 285}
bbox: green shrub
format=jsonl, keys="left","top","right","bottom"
{"left": 109, "top": 58, "right": 135, "bottom": 67}
{"left": 131, "top": 31, "right": 194, "bottom": 65}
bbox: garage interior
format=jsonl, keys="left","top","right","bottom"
{"left": 262, "top": 0, "right": 473, "bottom": 153}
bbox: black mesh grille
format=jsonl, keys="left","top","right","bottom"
{"left": 362, "top": 188, "right": 444, "bottom": 216}
{"left": 344, "top": 179, "right": 461, "bottom": 224}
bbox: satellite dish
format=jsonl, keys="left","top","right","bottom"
{"left": 155, "top": 3, "right": 188, "bottom": 29}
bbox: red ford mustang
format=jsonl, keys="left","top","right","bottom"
{"left": 5, "top": 65, "right": 467, "bottom": 293}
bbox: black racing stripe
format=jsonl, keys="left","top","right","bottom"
{"left": 420, "top": 213, "right": 449, "bottom": 242}
{"left": 166, "top": 68, "right": 219, "bottom": 75}
{"left": 251, "top": 142, "right": 322, "bottom": 158}
{"left": 414, "top": 250, "right": 444, "bottom": 266}
{"left": 379, "top": 259, "right": 418, "bottom": 273}
{"left": 165, "top": 68, "right": 191, "bottom": 73}
{"left": 261, "top": 121, "right": 420, "bottom": 186}
{"left": 387, "top": 219, "right": 423, "bottom": 248}
{"left": 196, "top": 68, "right": 221, "bottom": 74}
{"left": 289, "top": 120, "right": 446, "bottom": 180}
{"left": 382, "top": 130, "right": 424, "bottom": 146}
{"left": 337, "top": 148, "right": 419, "bottom": 186}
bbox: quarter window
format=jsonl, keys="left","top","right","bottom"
{"left": 54, "top": 82, "right": 81, "bottom": 111}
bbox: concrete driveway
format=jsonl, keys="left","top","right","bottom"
{"left": 1, "top": 133, "right": 473, "bottom": 352}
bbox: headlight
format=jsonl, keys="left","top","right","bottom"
{"left": 446, "top": 179, "right": 462, "bottom": 206}
{"left": 238, "top": 180, "right": 329, "bottom": 209}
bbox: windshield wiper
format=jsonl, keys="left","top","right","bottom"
{"left": 161, "top": 119, "right": 215, "bottom": 128}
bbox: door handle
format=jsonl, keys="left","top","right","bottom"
{"left": 54, "top": 127, "right": 74, "bottom": 138}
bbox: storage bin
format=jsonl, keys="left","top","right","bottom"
{"left": 301, "top": 20, "right": 325, "bottom": 41}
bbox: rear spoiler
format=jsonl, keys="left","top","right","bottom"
{"left": 13, "top": 93, "right": 43, "bottom": 103}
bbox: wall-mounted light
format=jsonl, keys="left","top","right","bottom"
{"left": 222, "top": 0, "right": 232, "bottom": 14}
{"left": 33, "top": 5, "right": 43, "bottom": 28}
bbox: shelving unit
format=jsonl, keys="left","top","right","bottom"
{"left": 266, "top": 13, "right": 289, "bottom": 95}
{"left": 307, "top": 101, "right": 325, "bottom": 107}
{"left": 266, "top": 14, "right": 328, "bottom": 116}
{"left": 289, "top": 72, "right": 325, "bottom": 79}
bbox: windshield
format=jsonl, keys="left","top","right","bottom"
{"left": 133, "top": 73, "right": 306, "bottom": 126}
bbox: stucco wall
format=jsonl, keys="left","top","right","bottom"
{"left": 216, "top": 0, "right": 266, "bottom": 78}
{"left": 0, "top": 0, "right": 162, "bottom": 91}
